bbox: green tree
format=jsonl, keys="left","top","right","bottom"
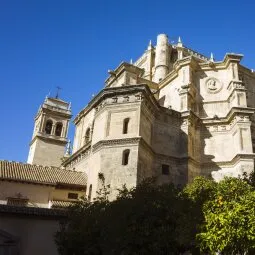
{"left": 55, "top": 175, "right": 255, "bottom": 255}
{"left": 197, "top": 178, "right": 255, "bottom": 254}
{"left": 55, "top": 173, "right": 110, "bottom": 255}
{"left": 101, "top": 179, "right": 193, "bottom": 254}
{"left": 55, "top": 178, "right": 197, "bottom": 254}
{"left": 243, "top": 170, "right": 255, "bottom": 188}
{"left": 55, "top": 198, "right": 108, "bottom": 255}
{"left": 181, "top": 176, "right": 217, "bottom": 253}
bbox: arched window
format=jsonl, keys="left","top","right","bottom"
{"left": 88, "top": 184, "right": 92, "bottom": 202}
{"left": 122, "top": 149, "right": 130, "bottom": 165}
{"left": 55, "top": 122, "right": 63, "bottom": 136}
{"left": 45, "top": 120, "right": 53, "bottom": 135}
{"left": 123, "top": 118, "right": 130, "bottom": 134}
{"left": 85, "top": 128, "right": 91, "bottom": 144}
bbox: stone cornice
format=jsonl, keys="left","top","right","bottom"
{"left": 226, "top": 80, "right": 246, "bottom": 91}
{"left": 179, "top": 108, "right": 254, "bottom": 132}
{"left": 199, "top": 53, "right": 243, "bottom": 71}
{"left": 74, "top": 84, "right": 159, "bottom": 125}
{"left": 201, "top": 107, "right": 255, "bottom": 125}
{"left": 30, "top": 133, "right": 67, "bottom": 146}
{"left": 41, "top": 106, "right": 72, "bottom": 118}
{"left": 183, "top": 46, "right": 209, "bottom": 61}
{"left": 92, "top": 136, "right": 192, "bottom": 162}
{"left": 223, "top": 53, "right": 243, "bottom": 63}
{"left": 92, "top": 137, "right": 141, "bottom": 153}
{"left": 64, "top": 137, "right": 142, "bottom": 168}
{"left": 201, "top": 153, "right": 255, "bottom": 168}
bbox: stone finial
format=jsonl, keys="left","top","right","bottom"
{"left": 65, "top": 140, "right": 71, "bottom": 156}
{"left": 147, "top": 40, "right": 153, "bottom": 50}
{"left": 130, "top": 58, "right": 133, "bottom": 64}
{"left": 37, "top": 105, "right": 41, "bottom": 114}
{"left": 177, "top": 36, "right": 183, "bottom": 48}
{"left": 210, "top": 52, "right": 215, "bottom": 62}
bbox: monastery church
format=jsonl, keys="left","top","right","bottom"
{"left": 0, "top": 33, "right": 255, "bottom": 254}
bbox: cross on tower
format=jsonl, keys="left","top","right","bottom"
{"left": 55, "top": 86, "right": 62, "bottom": 99}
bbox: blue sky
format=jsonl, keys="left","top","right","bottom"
{"left": 0, "top": 0, "right": 254, "bottom": 162}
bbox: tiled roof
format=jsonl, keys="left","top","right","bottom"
{"left": 0, "top": 160, "right": 87, "bottom": 187}
{"left": 51, "top": 200, "right": 77, "bottom": 208}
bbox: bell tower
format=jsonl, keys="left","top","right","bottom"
{"left": 27, "top": 96, "right": 72, "bottom": 167}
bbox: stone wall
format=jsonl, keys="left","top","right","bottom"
{"left": 28, "top": 138, "right": 66, "bottom": 167}
{"left": 0, "top": 211, "right": 63, "bottom": 255}
{"left": 0, "top": 182, "right": 53, "bottom": 208}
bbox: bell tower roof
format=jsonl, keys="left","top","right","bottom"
{"left": 38, "top": 96, "right": 71, "bottom": 117}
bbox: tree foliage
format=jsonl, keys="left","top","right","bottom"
{"left": 197, "top": 178, "right": 255, "bottom": 255}
{"left": 55, "top": 178, "right": 197, "bottom": 254}
{"left": 55, "top": 172, "right": 255, "bottom": 255}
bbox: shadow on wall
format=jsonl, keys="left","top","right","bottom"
{"left": 135, "top": 110, "right": 220, "bottom": 188}
{"left": 195, "top": 69, "right": 221, "bottom": 177}
{"left": 175, "top": 119, "right": 220, "bottom": 185}
{"left": 0, "top": 229, "right": 19, "bottom": 255}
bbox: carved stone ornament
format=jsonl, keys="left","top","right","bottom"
{"left": 205, "top": 77, "right": 222, "bottom": 93}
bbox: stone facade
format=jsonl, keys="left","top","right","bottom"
{"left": 29, "top": 33, "right": 255, "bottom": 200}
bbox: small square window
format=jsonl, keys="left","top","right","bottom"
{"left": 162, "top": 164, "right": 170, "bottom": 175}
{"left": 68, "top": 193, "right": 78, "bottom": 199}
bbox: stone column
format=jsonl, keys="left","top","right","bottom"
{"left": 64, "top": 120, "right": 69, "bottom": 138}
{"left": 52, "top": 124, "right": 56, "bottom": 136}
{"left": 153, "top": 34, "right": 169, "bottom": 82}
{"left": 39, "top": 113, "right": 46, "bottom": 132}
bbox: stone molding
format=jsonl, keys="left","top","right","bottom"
{"left": 74, "top": 84, "right": 159, "bottom": 124}
{"left": 29, "top": 133, "right": 67, "bottom": 146}
{"left": 227, "top": 80, "right": 246, "bottom": 91}
{"left": 94, "top": 93, "right": 143, "bottom": 116}
{"left": 201, "top": 107, "right": 254, "bottom": 125}
{"left": 203, "top": 115, "right": 251, "bottom": 133}
{"left": 183, "top": 47, "right": 209, "bottom": 61}
{"left": 92, "top": 137, "right": 141, "bottom": 153}
{"left": 201, "top": 153, "right": 255, "bottom": 168}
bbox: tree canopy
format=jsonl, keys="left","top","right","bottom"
{"left": 55, "top": 171, "right": 255, "bottom": 255}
